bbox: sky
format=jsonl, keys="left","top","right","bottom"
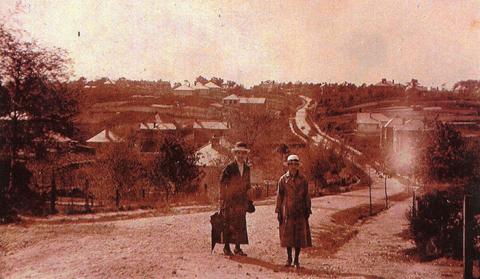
{"left": 0, "top": 0, "right": 479, "bottom": 88}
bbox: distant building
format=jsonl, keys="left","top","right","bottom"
{"left": 405, "top": 79, "right": 429, "bottom": 98}
{"left": 86, "top": 129, "right": 123, "bottom": 143}
{"left": 204, "top": 81, "right": 222, "bottom": 91}
{"left": 393, "top": 119, "right": 426, "bottom": 153}
{"left": 192, "top": 82, "right": 210, "bottom": 96}
{"left": 374, "top": 78, "right": 396, "bottom": 87}
{"left": 356, "top": 112, "right": 389, "bottom": 135}
{"left": 380, "top": 117, "right": 405, "bottom": 150}
{"left": 222, "top": 94, "right": 267, "bottom": 111}
{"left": 173, "top": 84, "right": 195, "bottom": 97}
{"left": 223, "top": 94, "right": 240, "bottom": 105}
{"left": 195, "top": 136, "right": 231, "bottom": 197}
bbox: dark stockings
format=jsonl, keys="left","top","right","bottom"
{"left": 286, "top": 247, "right": 301, "bottom": 264}
{"left": 224, "top": 243, "right": 241, "bottom": 251}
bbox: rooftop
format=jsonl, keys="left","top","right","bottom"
{"left": 223, "top": 94, "right": 240, "bottom": 101}
{"left": 384, "top": 117, "right": 405, "bottom": 128}
{"left": 86, "top": 129, "right": 123, "bottom": 143}
{"left": 140, "top": 122, "right": 177, "bottom": 130}
{"left": 204, "top": 81, "right": 221, "bottom": 89}
{"left": 195, "top": 137, "right": 231, "bottom": 167}
{"left": 356, "top": 112, "right": 388, "bottom": 124}
{"left": 239, "top": 97, "right": 266, "bottom": 104}
{"left": 396, "top": 119, "right": 425, "bottom": 131}
{"left": 174, "top": 85, "right": 194, "bottom": 91}
{"left": 193, "top": 121, "right": 229, "bottom": 130}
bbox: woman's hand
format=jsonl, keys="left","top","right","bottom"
{"left": 277, "top": 212, "right": 283, "bottom": 224}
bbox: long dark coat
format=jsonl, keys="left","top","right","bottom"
{"left": 275, "top": 171, "right": 312, "bottom": 248}
{"left": 219, "top": 161, "right": 251, "bottom": 244}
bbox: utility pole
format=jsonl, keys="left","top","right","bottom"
{"left": 368, "top": 165, "right": 372, "bottom": 216}
{"left": 384, "top": 175, "right": 388, "bottom": 209}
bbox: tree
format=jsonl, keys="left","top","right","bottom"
{"left": 0, "top": 25, "right": 77, "bottom": 206}
{"left": 210, "top": 77, "right": 224, "bottom": 86}
{"left": 149, "top": 135, "right": 201, "bottom": 201}
{"left": 415, "top": 122, "right": 475, "bottom": 185}
{"left": 195, "top": 75, "right": 208, "bottom": 85}
{"left": 408, "top": 123, "right": 480, "bottom": 259}
{"left": 97, "top": 142, "right": 144, "bottom": 208}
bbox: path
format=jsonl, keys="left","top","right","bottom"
{"left": 1, "top": 172, "right": 407, "bottom": 279}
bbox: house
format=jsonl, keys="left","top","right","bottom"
{"left": 356, "top": 112, "right": 389, "bottom": 135}
{"left": 204, "top": 81, "right": 221, "bottom": 91}
{"left": 192, "top": 121, "right": 229, "bottom": 145}
{"left": 192, "top": 82, "right": 210, "bottom": 96}
{"left": 139, "top": 122, "right": 177, "bottom": 131}
{"left": 222, "top": 95, "right": 267, "bottom": 111}
{"left": 86, "top": 129, "right": 123, "bottom": 143}
{"left": 239, "top": 97, "right": 266, "bottom": 108}
{"left": 173, "top": 84, "right": 195, "bottom": 97}
{"left": 195, "top": 136, "right": 231, "bottom": 197}
{"left": 223, "top": 94, "right": 240, "bottom": 105}
{"left": 380, "top": 117, "right": 405, "bottom": 150}
{"left": 405, "top": 79, "right": 429, "bottom": 97}
{"left": 193, "top": 121, "right": 229, "bottom": 135}
{"left": 374, "top": 78, "right": 396, "bottom": 87}
{"left": 393, "top": 119, "right": 426, "bottom": 153}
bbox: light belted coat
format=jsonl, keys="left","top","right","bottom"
{"left": 275, "top": 171, "right": 312, "bottom": 248}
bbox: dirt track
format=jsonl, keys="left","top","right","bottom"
{"left": 1, "top": 174, "right": 462, "bottom": 279}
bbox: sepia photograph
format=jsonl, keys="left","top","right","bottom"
{"left": 0, "top": 1, "right": 479, "bottom": 278}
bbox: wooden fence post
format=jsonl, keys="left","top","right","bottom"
{"left": 463, "top": 193, "right": 473, "bottom": 279}
{"left": 50, "top": 171, "right": 57, "bottom": 213}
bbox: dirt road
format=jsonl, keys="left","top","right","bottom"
{"left": 2, "top": 174, "right": 418, "bottom": 279}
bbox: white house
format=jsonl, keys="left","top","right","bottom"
{"left": 356, "top": 113, "right": 389, "bottom": 135}
{"left": 173, "top": 84, "right": 195, "bottom": 97}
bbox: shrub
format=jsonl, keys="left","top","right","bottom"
{"left": 408, "top": 185, "right": 463, "bottom": 259}
{"left": 0, "top": 160, "right": 47, "bottom": 223}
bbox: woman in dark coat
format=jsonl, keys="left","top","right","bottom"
{"left": 275, "top": 154, "right": 312, "bottom": 268}
{"left": 219, "top": 142, "right": 251, "bottom": 256}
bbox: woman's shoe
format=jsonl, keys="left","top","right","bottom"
{"left": 234, "top": 248, "right": 247, "bottom": 256}
{"left": 223, "top": 247, "right": 233, "bottom": 256}
{"left": 284, "top": 259, "right": 292, "bottom": 267}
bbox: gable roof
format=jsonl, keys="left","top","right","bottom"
{"left": 384, "top": 117, "right": 404, "bottom": 128}
{"left": 396, "top": 119, "right": 425, "bottom": 131}
{"left": 204, "top": 81, "right": 221, "bottom": 89}
{"left": 239, "top": 97, "right": 266, "bottom": 104}
{"left": 193, "top": 121, "right": 229, "bottom": 130}
{"left": 370, "top": 113, "right": 389, "bottom": 122}
{"left": 174, "top": 84, "right": 194, "bottom": 91}
{"left": 86, "top": 129, "right": 123, "bottom": 143}
{"left": 356, "top": 113, "right": 380, "bottom": 124}
{"left": 140, "top": 122, "right": 177, "bottom": 130}
{"left": 192, "top": 83, "right": 209, "bottom": 90}
{"left": 195, "top": 137, "right": 232, "bottom": 167}
{"left": 223, "top": 94, "right": 240, "bottom": 101}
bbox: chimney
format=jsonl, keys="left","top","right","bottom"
{"left": 392, "top": 79, "right": 395, "bottom": 84}
{"left": 382, "top": 78, "right": 387, "bottom": 84}
{"left": 105, "top": 129, "right": 110, "bottom": 140}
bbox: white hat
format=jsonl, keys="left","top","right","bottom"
{"left": 287, "top": 154, "right": 300, "bottom": 162}
{"left": 231, "top": 141, "right": 250, "bottom": 153}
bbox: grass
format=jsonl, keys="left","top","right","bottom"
{"left": 307, "top": 190, "right": 411, "bottom": 258}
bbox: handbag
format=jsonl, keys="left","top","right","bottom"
{"left": 247, "top": 200, "right": 255, "bottom": 213}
